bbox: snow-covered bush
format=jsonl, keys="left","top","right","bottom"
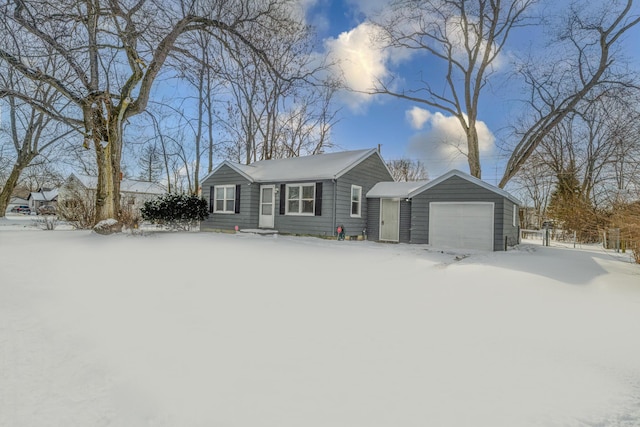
{"left": 141, "top": 194, "right": 208, "bottom": 231}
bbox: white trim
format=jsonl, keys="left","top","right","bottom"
{"left": 204, "top": 160, "right": 255, "bottom": 183}
{"left": 350, "top": 185, "right": 362, "bottom": 217}
{"left": 284, "top": 183, "right": 315, "bottom": 216}
{"left": 513, "top": 203, "right": 517, "bottom": 227}
{"left": 213, "top": 185, "right": 236, "bottom": 214}
{"left": 405, "top": 169, "right": 521, "bottom": 205}
{"left": 259, "top": 185, "right": 275, "bottom": 228}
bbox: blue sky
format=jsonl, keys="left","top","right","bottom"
{"left": 302, "top": 0, "right": 640, "bottom": 186}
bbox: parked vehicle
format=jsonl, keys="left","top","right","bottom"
{"left": 37, "top": 205, "right": 56, "bottom": 215}
{"left": 10, "top": 205, "right": 31, "bottom": 214}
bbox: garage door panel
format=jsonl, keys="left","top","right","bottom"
{"left": 429, "top": 202, "right": 494, "bottom": 251}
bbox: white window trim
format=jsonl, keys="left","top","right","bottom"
{"left": 285, "top": 183, "right": 315, "bottom": 216}
{"left": 513, "top": 203, "right": 518, "bottom": 227}
{"left": 350, "top": 185, "right": 362, "bottom": 218}
{"left": 214, "top": 185, "right": 235, "bottom": 214}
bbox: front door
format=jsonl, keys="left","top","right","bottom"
{"left": 259, "top": 185, "right": 275, "bottom": 228}
{"left": 380, "top": 198, "right": 400, "bottom": 242}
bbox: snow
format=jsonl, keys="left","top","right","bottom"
{"left": 207, "top": 148, "right": 379, "bottom": 182}
{"left": 1, "top": 221, "right": 639, "bottom": 426}
{"left": 366, "top": 180, "right": 429, "bottom": 198}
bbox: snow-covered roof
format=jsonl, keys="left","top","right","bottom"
{"left": 366, "top": 180, "right": 430, "bottom": 198}
{"left": 366, "top": 169, "right": 521, "bottom": 205}
{"left": 204, "top": 149, "right": 386, "bottom": 183}
{"left": 70, "top": 173, "right": 166, "bottom": 195}
{"left": 9, "top": 197, "right": 28, "bottom": 205}
{"left": 28, "top": 189, "right": 58, "bottom": 202}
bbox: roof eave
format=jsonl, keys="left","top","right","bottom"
{"left": 407, "top": 169, "right": 521, "bottom": 204}
{"left": 333, "top": 148, "right": 380, "bottom": 180}
{"left": 204, "top": 160, "right": 255, "bottom": 183}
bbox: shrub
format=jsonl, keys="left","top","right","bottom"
{"left": 141, "top": 193, "right": 209, "bottom": 231}
{"left": 610, "top": 201, "right": 640, "bottom": 264}
{"left": 57, "top": 187, "right": 96, "bottom": 229}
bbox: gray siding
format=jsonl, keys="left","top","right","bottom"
{"left": 366, "top": 198, "right": 380, "bottom": 240}
{"left": 272, "top": 180, "right": 336, "bottom": 237}
{"left": 399, "top": 200, "right": 411, "bottom": 243}
{"left": 410, "top": 175, "right": 508, "bottom": 250}
{"left": 201, "top": 165, "right": 257, "bottom": 231}
{"left": 201, "top": 151, "right": 395, "bottom": 239}
{"left": 366, "top": 198, "right": 411, "bottom": 243}
{"left": 503, "top": 201, "right": 520, "bottom": 248}
{"left": 335, "top": 154, "right": 394, "bottom": 238}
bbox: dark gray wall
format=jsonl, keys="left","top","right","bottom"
{"left": 366, "top": 198, "right": 380, "bottom": 241}
{"left": 271, "top": 180, "right": 336, "bottom": 237}
{"left": 366, "top": 198, "right": 411, "bottom": 243}
{"left": 503, "top": 201, "right": 520, "bottom": 248}
{"left": 335, "top": 153, "right": 394, "bottom": 238}
{"left": 410, "top": 175, "right": 512, "bottom": 250}
{"left": 201, "top": 165, "right": 257, "bottom": 231}
{"left": 399, "top": 200, "right": 412, "bottom": 243}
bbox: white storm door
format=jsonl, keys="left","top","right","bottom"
{"left": 259, "top": 185, "right": 275, "bottom": 228}
{"left": 429, "top": 202, "right": 494, "bottom": 250}
{"left": 379, "top": 198, "right": 400, "bottom": 242}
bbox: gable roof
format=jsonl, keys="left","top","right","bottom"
{"left": 366, "top": 180, "right": 430, "bottom": 198}
{"left": 204, "top": 149, "right": 388, "bottom": 183}
{"left": 28, "top": 188, "right": 59, "bottom": 202}
{"left": 69, "top": 173, "right": 166, "bottom": 195}
{"left": 367, "top": 169, "right": 521, "bottom": 205}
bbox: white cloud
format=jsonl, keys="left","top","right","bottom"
{"left": 406, "top": 106, "right": 432, "bottom": 130}
{"left": 324, "top": 22, "right": 390, "bottom": 112}
{"left": 405, "top": 107, "right": 495, "bottom": 176}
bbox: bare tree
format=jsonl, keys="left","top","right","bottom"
{"left": 386, "top": 158, "right": 429, "bottom": 182}
{"left": 217, "top": 14, "right": 337, "bottom": 164}
{"left": 512, "top": 88, "right": 640, "bottom": 235}
{"left": 532, "top": 92, "right": 640, "bottom": 208}
{"left": 499, "top": 0, "right": 640, "bottom": 187}
{"left": 371, "top": 0, "right": 639, "bottom": 188}
{"left": 0, "top": 0, "right": 298, "bottom": 224}
{"left": 511, "top": 153, "right": 555, "bottom": 228}
{"left": 170, "top": 30, "right": 226, "bottom": 193}
{"left": 0, "top": 67, "right": 73, "bottom": 216}
{"left": 372, "top": 0, "right": 537, "bottom": 178}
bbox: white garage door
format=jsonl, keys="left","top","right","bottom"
{"left": 429, "top": 202, "right": 494, "bottom": 251}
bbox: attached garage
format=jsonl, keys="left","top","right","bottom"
{"left": 366, "top": 170, "right": 521, "bottom": 251}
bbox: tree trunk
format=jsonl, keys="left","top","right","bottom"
{"left": 93, "top": 119, "right": 122, "bottom": 224}
{"left": 0, "top": 160, "right": 31, "bottom": 217}
{"left": 464, "top": 118, "right": 482, "bottom": 178}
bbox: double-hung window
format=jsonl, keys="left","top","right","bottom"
{"left": 351, "top": 185, "right": 362, "bottom": 217}
{"left": 214, "top": 185, "right": 236, "bottom": 213}
{"left": 286, "top": 183, "right": 315, "bottom": 215}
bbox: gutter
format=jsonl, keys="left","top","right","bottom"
{"left": 332, "top": 178, "right": 337, "bottom": 237}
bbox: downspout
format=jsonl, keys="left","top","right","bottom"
{"left": 332, "top": 178, "right": 337, "bottom": 237}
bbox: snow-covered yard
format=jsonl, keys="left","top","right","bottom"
{"left": 1, "top": 217, "right": 639, "bottom": 426}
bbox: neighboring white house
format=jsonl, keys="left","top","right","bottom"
{"left": 58, "top": 173, "right": 166, "bottom": 214}
{"left": 5, "top": 196, "right": 29, "bottom": 214}
{"left": 27, "top": 188, "right": 59, "bottom": 212}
